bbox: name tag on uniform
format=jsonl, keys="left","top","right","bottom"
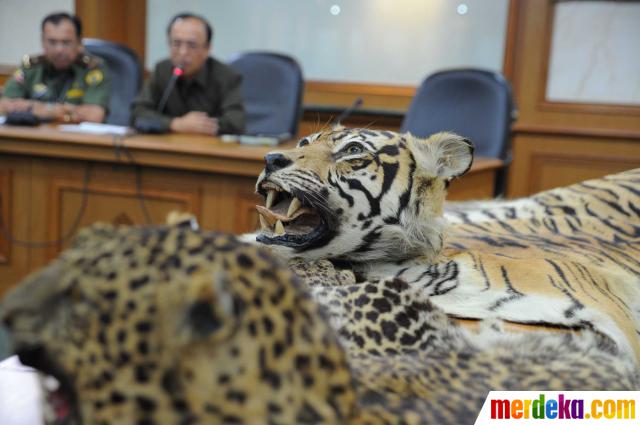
{"left": 66, "top": 88, "right": 85, "bottom": 99}
{"left": 33, "top": 83, "right": 48, "bottom": 97}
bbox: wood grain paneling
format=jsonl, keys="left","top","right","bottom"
{"left": 448, "top": 167, "right": 498, "bottom": 201}
{"left": 508, "top": 0, "right": 640, "bottom": 129}
{"left": 501, "top": 0, "right": 521, "bottom": 81}
{"left": 304, "top": 81, "right": 415, "bottom": 111}
{"left": 75, "top": 0, "right": 146, "bottom": 63}
{"left": 0, "top": 169, "right": 11, "bottom": 264}
{"left": 299, "top": 109, "right": 403, "bottom": 137}
{"left": 0, "top": 156, "right": 32, "bottom": 293}
{"left": 536, "top": 2, "right": 640, "bottom": 116}
{"left": 48, "top": 179, "right": 200, "bottom": 254}
{"left": 0, "top": 64, "right": 16, "bottom": 88}
{"left": 505, "top": 0, "right": 640, "bottom": 197}
{"left": 508, "top": 133, "right": 640, "bottom": 197}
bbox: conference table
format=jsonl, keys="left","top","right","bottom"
{"left": 0, "top": 124, "right": 503, "bottom": 294}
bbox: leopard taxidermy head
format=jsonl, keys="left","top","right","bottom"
{"left": 0, "top": 223, "right": 356, "bottom": 425}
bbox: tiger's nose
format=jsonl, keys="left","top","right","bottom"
{"left": 264, "top": 153, "right": 292, "bottom": 173}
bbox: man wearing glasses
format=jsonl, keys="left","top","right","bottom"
{"left": 131, "top": 13, "right": 245, "bottom": 135}
{"left": 0, "top": 12, "right": 111, "bottom": 123}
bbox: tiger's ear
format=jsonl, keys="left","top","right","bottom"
{"left": 409, "top": 132, "right": 474, "bottom": 179}
{"left": 332, "top": 123, "right": 346, "bottom": 131}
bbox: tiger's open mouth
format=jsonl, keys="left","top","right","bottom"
{"left": 255, "top": 181, "right": 331, "bottom": 250}
{"left": 16, "top": 346, "right": 80, "bottom": 425}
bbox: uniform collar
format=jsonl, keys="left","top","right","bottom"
{"left": 182, "top": 57, "right": 211, "bottom": 88}
{"left": 43, "top": 57, "right": 78, "bottom": 77}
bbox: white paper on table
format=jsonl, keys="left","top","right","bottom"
{"left": 58, "top": 122, "right": 130, "bottom": 136}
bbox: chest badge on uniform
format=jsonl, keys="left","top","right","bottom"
{"left": 66, "top": 88, "right": 85, "bottom": 99}
{"left": 33, "top": 83, "right": 48, "bottom": 96}
{"left": 85, "top": 69, "right": 103, "bottom": 86}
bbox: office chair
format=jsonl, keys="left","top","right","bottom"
{"left": 83, "top": 39, "right": 142, "bottom": 126}
{"left": 229, "top": 52, "right": 304, "bottom": 137}
{"left": 401, "top": 69, "right": 516, "bottom": 195}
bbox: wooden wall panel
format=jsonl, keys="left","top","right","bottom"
{"left": 505, "top": 0, "right": 640, "bottom": 197}
{"left": 508, "top": 133, "right": 640, "bottom": 197}
{"left": 448, "top": 168, "right": 497, "bottom": 201}
{"left": 0, "top": 65, "right": 15, "bottom": 88}
{"left": 298, "top": 110, "right": 403, "bottom": 138}
{"left": 199, "top": 175, "right": 261, "bottom": 234}
{"left": 304, "top": 81, "right": 415, "bottom": 111}
{"left": 0, "top": 169, "right": 11, "bottom": 264}
{"left": 49, "top": 180, "right": 200, "bottom": 253}
{"left": 509, "top": 0, "right": 640, "bottom": 128}
{"left": 0, "top": 156, "right": 32, "bottom": 293}
{"left": 75, "top": 0, "right": 146, "bottom": 63}
{"left": 26, "top": 159, "right": 203, "bottom": 270}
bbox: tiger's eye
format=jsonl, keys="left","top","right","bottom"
{"left": 347, "top": 144, "right": 362, "bottom": 155}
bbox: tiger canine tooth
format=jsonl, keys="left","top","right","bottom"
{"left": 287, "top": 198, "right": 302, "bottom": 217}
{"left": 275, "top": 220, "right": 285, "bottom": 235}
{"left": 255, "top": 206, "right": 277, "bottom": 225}
{"left": 266, "top": 190, "right": 276, "bottom": 208}
{"left": 259, "top": 215, "right": 269, "bottom": 230}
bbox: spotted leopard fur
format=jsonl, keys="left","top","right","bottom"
{"left": 1, "top": 220, "right": 637, "bottom": 425}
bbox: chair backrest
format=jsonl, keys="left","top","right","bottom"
{"left": 83, "top": 38, "right": 142, "bottom": 126}
{"left": 401, "top": 69, "right": 516, "bottom": 161}
{"left": 229, "top": 52, "right": 304, "bottom": 137}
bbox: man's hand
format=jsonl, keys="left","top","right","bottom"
{"left": 170, "top": 111, "right": 219, "bottom": 135}
{"left": 0, "top": 100, "right": 105, "bottom": 123}
{"left": 31, "top": 102, "right": 68, "bottom": 121}
{"left": 0, "top": 98, "right": 34, "bottom": 114}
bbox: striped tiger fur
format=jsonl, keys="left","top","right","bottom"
{"left": 251, "top": 127, "right": 640, "bottom": 366}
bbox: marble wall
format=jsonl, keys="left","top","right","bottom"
{"left": 146, "top": 0, "right": 509, "bottom": 86}
{"left": 0, "top": 0, "right": 75, "bottom": 66}
{"left": 546, "top": 1, "right": 640, "bottom": 106}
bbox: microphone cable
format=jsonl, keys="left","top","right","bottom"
{"left": 111, "top": 133, "right": 153, "bottom": 225}
{"left": 0, "top": 162, "right": 93, "bottom": 248}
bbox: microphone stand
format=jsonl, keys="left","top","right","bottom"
{"left": 333, "top": 97, "right": 364, "bottom": 125}
{"left": 135, "top": 66, "right": 183, "bottom": 133}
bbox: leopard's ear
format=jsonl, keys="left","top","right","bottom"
{"left": 165, "top": 211, "right": 199, "bottom": 230}
{"left": 163, "top": 268, "right": 237, "bottom": 345}
{"left": 408, "top": 132, "right": 474, "bottom": 179}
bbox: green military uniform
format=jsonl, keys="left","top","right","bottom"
{"left": 3, "top": 53, "right": 111, "bottom": 110}
{"left": 131, "top": 57, "right": 245, "bottom": 134}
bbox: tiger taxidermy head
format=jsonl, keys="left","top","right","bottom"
{"left": 255, "top": 127, "right": 473, "bottom": 262}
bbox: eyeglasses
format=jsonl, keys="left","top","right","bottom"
{"left": 169, "top": 39, "right": 207, "bottom": 51}
{"left": 43, "top": 38, "right": 77, "bottom": 49}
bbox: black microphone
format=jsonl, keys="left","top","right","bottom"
{"left": 333, "top": 97, "right": 363, "bottom": 126}
{"left": 157, "top": 66, "right": 183, "bottom": 113}
{"left": 135, "top": 66, "right": 183, "bottom": 133}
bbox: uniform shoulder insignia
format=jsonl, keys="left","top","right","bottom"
{"left": 80, "top": 53, "right": 103, "bottom": 69}
{"left": 13, "top": 68, "right": 25, "bottom": 84}
{"left": 21, "top": 54, "right": 43, "bottom": 69}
